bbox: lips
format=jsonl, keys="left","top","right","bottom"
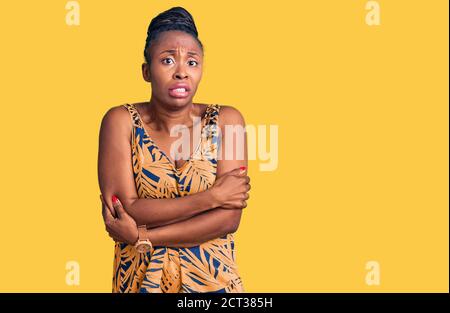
{"left": 168, "top": 83, "right": 191, "bottom": 98}
{"left": 169, "top": 83, "right": 190, "bottom": 91}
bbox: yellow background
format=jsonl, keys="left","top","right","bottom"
{"left": 0, "top": 0, "right": 447, "bottom": 292}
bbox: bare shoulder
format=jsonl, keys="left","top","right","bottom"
{"left": 100, "top": 103, "right": 132, "bottom": 134}
{"left": 217, "top": 104, "right": 246, "bottom": 126}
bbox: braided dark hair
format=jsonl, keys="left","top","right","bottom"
{"left": 144, "top": 6, "right": 204, "bottom": 64}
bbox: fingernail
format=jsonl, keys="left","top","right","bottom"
{"left": 112, "top": 195, "right": 118, "bottom": 204}
{"left": 239, "top": 166, "right": 246, "bottom": 171}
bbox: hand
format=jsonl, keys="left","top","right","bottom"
{"left": 100, "top": 194, "right": 139, "bottom": 245}
{"left": 209, "top": 166, "right": 251, "bottom": 210}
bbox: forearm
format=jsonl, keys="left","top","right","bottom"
{"left": 124, "top": 189, "right": 219, "bottom": 228}
{"left": 143, "top": 208, "right": 242, "bottom": 248}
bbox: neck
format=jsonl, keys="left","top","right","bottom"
{"left": 145, "top": 98, "right": 196, "bottom": 133}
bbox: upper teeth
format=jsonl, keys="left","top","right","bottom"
{"left": 173, "top": 88, "right": 186, "bottom": 92}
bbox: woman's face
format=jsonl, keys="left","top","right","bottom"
{"left": 143, "top": 30, "right": 203, "bottom": 109}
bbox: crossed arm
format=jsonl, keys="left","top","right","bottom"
{"left": 97, "top": 104, "right": 248, "bottom": 247}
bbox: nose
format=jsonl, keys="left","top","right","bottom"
{"left": 173, "top": 64, "right": 188, "bottom": 80}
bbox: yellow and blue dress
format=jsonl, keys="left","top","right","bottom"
{"left": 112, "top": 103, "right": 244, "bottom": 293}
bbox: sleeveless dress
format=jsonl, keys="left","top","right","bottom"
{"left": 112, "top": 103, "right": 245, "bottom": 293}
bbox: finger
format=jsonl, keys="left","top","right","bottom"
{"left": 112, "top": 233, "right": 126, "bottom": 243}
{"left": 244, "top": 193, "right": 249, "bottom": 200}
{"left": 105, "top": 225, "right": 123, "bottom": 241}
{"left": 227, "top": 166, "right": 247, "bottom": 177}
{"left": 102, "top": 200, "right": 115, "bottom": 222}
{"left": 112, "top": 195, "right": 126, "bottom": 218}
{"left": 101, "top": 194, "right": 117, "bottom": 218}
{"left": 242, "top": 200, "right": 247, "bottom": 209}
{"left": 237, "top": 175, "right": 250, "bottom": 185}
{"left": 107, "top": 231, "right": 123, "bottom": 243}
{"left": 105, "top": 223, "right": 117, "bottom": 234}
{"left": 239, "top": 175, "right": 250, "bottom": 184}
{"left": 104, "top": 219, "right": 117, "bottom": 233}
{"left": 247, "top": 183, "right": 251, "bottom": 192}
{"left": 108, "top": 230, "right": 124, "bottom": 242}
{"left": 102, "top": 200, "right": 115, "bottom": 223}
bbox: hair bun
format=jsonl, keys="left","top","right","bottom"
{"left": 148, "top": 6, "right": 198, "bottom": 38}
{"left": 144, "top": 6, "right": 203, "bottom": 63}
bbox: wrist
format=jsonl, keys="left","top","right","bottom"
{"left": 134, "top": 225, "right": 153, "bottom": 252}
{"left": 204, "top": 187, "right": 221, "bottom": 209}
{"left": 144, "top": 228, "right": 159, "bottom": 246}
{"left": 127, "top": 225, "right": 139, "bottom": 245}
{"left": 131, "top": 231, "right": 138, "bottom": 246}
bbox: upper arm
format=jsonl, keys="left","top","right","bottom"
{"left": 216, "top": 105, "right": 248, "bottom": 177}
{"left": 216, "top": 105, "right": 248, "bottom": 231}
{"left": 97, "top": 105, "right": 139, "bottom": 212}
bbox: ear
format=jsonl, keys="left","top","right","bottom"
{"left": 142, "top": 62, "right": 151, "bottom": 83}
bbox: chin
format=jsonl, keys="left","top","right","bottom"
{"left": 166, "top": 96, "right": 194, "bottom": 107}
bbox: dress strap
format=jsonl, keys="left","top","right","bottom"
{"left": 204, "top": 104, "right": 220, "bottom": 127}
{"left": 201, "top": 104, "right": 221, "bottom": 158}
{"left": 122, "top": 103, "right": 142, "bottom": 128}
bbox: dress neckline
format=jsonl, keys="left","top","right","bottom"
{"left": 130, "top": 103, "right": 212, "bottom": 172}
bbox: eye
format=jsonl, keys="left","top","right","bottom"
{"left": 188, "top": 60, "right": 199, "bottom": 66}
{"left": 162, "top": 57, "right": 174, "bottom": 65}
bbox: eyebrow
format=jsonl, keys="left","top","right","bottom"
{"left": 159, "top": 49, "right": 199, "bottom": 56}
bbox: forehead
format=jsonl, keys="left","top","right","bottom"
{"left": 152, "top": 30, "right": 202, "bottom": 54}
